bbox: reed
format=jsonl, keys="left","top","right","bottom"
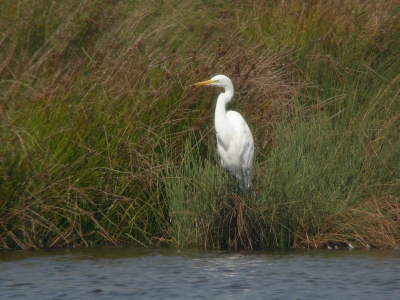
{"left": 0, "top": 0, "right": 399, "bottom": 250}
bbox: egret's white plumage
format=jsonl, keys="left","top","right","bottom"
{"left": 192, "top": 75, "right": 254, "bottom": 190}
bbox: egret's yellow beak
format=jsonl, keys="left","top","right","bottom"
{"left": 191, "top": 79, "right": 218, "bottom": 86}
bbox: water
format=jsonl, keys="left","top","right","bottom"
{"left": 0, "top": 247, "right": 399, "bottom": 300}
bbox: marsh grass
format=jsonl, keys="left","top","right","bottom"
{"left": 1, "top": 0, "right": 399, "bottom": 250}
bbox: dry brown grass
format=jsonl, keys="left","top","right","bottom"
{"left": 294, "top": 196, "right": 400, "bottom": 249}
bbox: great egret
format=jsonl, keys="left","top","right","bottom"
{"left": 192, "top": 75, "right": 254, "bottom": 191}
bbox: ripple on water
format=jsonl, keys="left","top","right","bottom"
{"left": 0, "top": 248, "right": 399, "bottom": 299}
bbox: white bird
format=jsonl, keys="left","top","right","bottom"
{"left": 192, "top": 75, "right": 254, "bottom": 191}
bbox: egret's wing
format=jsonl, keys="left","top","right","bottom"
{"left": 226, "top": 111, "right": 254, "bottom": 189}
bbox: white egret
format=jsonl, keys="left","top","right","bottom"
{"left": 192, "top": 75, "right": 254, "bottom": 191}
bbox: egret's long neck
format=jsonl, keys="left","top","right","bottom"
{"left": 215, "top": 87, "right": 233, "bottom": 134}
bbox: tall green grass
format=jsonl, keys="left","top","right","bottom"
{"left": 1, "top": 0, "right": 399, "bottom": 249}
{"left": 164, "top": 137, "right": 227, "bottom": 247}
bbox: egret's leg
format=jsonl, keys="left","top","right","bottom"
{"left": 240, "top": 169, "right": 246, "bottom": 201}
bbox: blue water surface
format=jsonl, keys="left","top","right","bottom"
{"left": 0, "top": 247, "right": 399, "bottom": 299}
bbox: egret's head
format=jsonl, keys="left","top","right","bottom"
{"left": 192, "top": 75, "right": 233, "bottom": 90}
